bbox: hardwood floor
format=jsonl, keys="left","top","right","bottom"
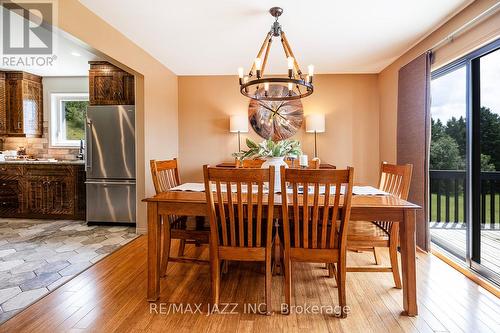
{"left": 1, "top": 235, "right": 499, "bottom": 333}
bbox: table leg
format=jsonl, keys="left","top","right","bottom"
{"left": 399, "top": 209, "right": 418, "bottom": 316}
{"left": 147, "top": 202, "right": 161, "bottom": 301}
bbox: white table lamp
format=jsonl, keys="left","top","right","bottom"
{"left": 305, "top": 114, "right": 325, "bottom": 158}
{"left": 230, "top": 115, "right": 249, "bottom": 152}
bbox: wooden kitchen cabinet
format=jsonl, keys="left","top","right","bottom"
{"left": 88, "top": 61, "right": 135, "bottom": 105}
{"left": 0, "top": 165, "right": 23, "bottom": 215}
{"left": 1, "top": 71, "right": 43, "bottom": 137}
{"left": 24, "top": 165, "right": 77, "bottom": 218}
{"left": 0, "top": 163, "right": 85, "bottom": 219}
{"left": 76, "top": 166, "right": 86, "bottom": 217}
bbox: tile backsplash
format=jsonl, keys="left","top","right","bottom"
{"left": 1, "top": 121, "right": 80, "bottom": 160}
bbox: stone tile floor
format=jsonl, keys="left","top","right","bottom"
{"left": 0, "top": 218, "right": 137, "bottom": 324}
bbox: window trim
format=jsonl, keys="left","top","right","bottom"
{"left": 50, "top": 92, "right": 89, "bottom": 148}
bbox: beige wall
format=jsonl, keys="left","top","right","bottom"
{"left": 51, "top": 0, "right": 178, "bottom": 232}
{"left": 178, "top": 74, "right": 380, "bottom": 185}
{"left": 17, "top": 0, "right": 498, "bottom": 234}
{"left": 378, "top": 0, "right": 500, "bottom": 163}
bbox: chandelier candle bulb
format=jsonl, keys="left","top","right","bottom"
{"left": 308, "top": 65, "right": 314, "bottom": 83}
{"left": 264, "top": 82, "right": 269, "bottom": 97}
{"left": 243, "top": 76, "right": 249, "bottom": 92}
{"left": 287, "top": 57, "right": 294, "bottom": 78}
{"left": 308, "top": 64, "right": 314, "bottom": 76}
{"left": 255, "top": 58, "right": 262, "bottom": 78}
{"left": 255, "top": 58, "right": 262, "bottom": 70}
{"left": 238, "top": 67, "right": 244, "bottom": 84}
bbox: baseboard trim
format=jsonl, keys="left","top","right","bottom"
{"left": 431, "top": 247, "right": 500, "bottom": 298}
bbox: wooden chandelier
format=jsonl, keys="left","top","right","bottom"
{"left": 238, "top": 7, "right": 314, "bottom": 102}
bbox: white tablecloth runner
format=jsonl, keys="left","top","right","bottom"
{"left": 169, "top": 183, "right": 389, "bottom": 196}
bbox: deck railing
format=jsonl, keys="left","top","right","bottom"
{"left": 429, "top": 170, "right": 500, "bottom": 227}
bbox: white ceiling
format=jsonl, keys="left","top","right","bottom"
{"left": 79, "top": 0, "right": 470, "bottom": 75}
{"left": 0, "top": 6, "right": 98, "bottom": 76}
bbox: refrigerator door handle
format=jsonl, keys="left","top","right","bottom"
{"left": 86, "top": 118, "right": 93, "bottom": 171}
{"left": 85, "top": 180, "right": 136, "bottom": 185}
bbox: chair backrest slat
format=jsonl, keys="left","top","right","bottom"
{"left": 378, "top": 162, "right": 413, "bottom": 200}
{"left": 225, "top": 181, "right": 236, "bottom": 246}
{"left": 311, "top": 183, "right": 320, "bottom": 248}
{"left": 292, "top": 182, "right": 300, "bottom": 247}
{"left": 150, "top": 158, "right": 181, "bottom": 194}
{"left": 329, "top": 182, "right": 342, "bottom": 248}
{"left": 321, "top": 182, "right": 331, "bottom": 249}
{"left": 246, "top": 181, "right": 253, "bottom": 247}
{"left": 236, "top": 182, "right": 244, "bottom": 246}
{"left": 302, "top": 181, "right": 309, "bottom": 248}
{"left": 256, "top": 182, "right": 263, "bottom": 247}
{"left": 281, "top": 167, "right": 354, "bottom": 250}
{"left": 215, "top": 181, "right": 228, "bottom": 245}
{"left": 204, "top": 166, "right": 275, "bottom": 249}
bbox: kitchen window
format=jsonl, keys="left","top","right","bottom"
{"left": 50, "top": 93, "right": 89, "bottom": 147}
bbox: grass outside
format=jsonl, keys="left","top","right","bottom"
{"left": 430, "top": 193, "right": 500, "bottom": 225}
{"left": 66, "top": 125, "right": 84, "bottom": 140}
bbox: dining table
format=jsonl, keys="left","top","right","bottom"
{"left": 143, "top": 184, "right": 421, "bottom": 316}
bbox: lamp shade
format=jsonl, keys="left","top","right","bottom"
{"left": 305, "top": 114, "right": 325, "bottom": 133}
{"left": 230, "top": 115, "right": 249, "bottom": 133}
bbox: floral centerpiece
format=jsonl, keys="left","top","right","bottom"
{"left": 232, "top": 138, "right": 302, "bottom": 189}
{"left": 232, "top": 138, "right": 302, "bottom": 160}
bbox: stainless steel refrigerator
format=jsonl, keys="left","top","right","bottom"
{"left": 85, "top": 105, "right": 136, "bottom": 224}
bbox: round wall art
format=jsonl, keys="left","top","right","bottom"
{"left": 248, "top": 85, "right": 304, "bottom": 141}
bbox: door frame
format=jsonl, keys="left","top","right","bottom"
{"left": 430, "top": 38, "right": 500, "bottom": 285}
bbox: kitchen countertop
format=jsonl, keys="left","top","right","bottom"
{"left": 0, "top": 159, "right": 85, "bottom": 165}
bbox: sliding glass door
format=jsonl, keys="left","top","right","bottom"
{"left": 429, "top": 64, "right": 467, "bottom": 259}
{"left": 473, "top": 47, "right": 500, "bottom": 280}
{"left": 430, "top": 39, "right": 500, "bottom": 285}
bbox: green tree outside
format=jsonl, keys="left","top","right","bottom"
{"left": 63, "top": 101, "right": 88, "bottom": 140}
{"left": 430, "top": 107, "right": 499, "bottom": 171}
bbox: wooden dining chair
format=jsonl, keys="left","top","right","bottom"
{"left": 346, "top": 162, "right": 412, "bottom": 289}
{"left": 203, "top": 165, "right": 275, "bottom": 314}
{"left": 237, "top": 158, "right": 324, "bottom": 274}
{"left": 150, "top": 158, "right": 210, "bottom": 276}
{"left": 280, "top": 166, "right": 354, "bottom": 318}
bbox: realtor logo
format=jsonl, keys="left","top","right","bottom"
{"left": 2, "top": 1, "right": 53, "bottom": 54}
